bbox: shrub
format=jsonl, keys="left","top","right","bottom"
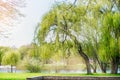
{"left": 24, "top": 58, "right": 41, "bottom": 73}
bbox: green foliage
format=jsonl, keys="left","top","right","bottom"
{"left": 0, "top": 50, "right": 3, "bottom": 65}
{"left": 98, "top": 44, "right": 108, "bottom": 62}
{"left": 23, "top": 58, "right": 41, "bottom": 73}
{"left": 19, "top": 45, "right": 30, "bottom": 59}
{"left": 97, "top": 12, "right": 120, "bottom": 74}
{"left": 52, "top": 50, "right": 63, "bottom": 62}
{"left": 0, "top": 46, "right": 11, "bottom": 65}
{"left": 39, "top": 43, "right": 54, "bottom": 63}
{"left": 2, "top": 50, "right": 20, "bottom": 66}
{"left": 19, "top": 43, "right": 39, "bottom": 60}
{"left": 0, "top": 49, "right": 4, "bottom": 64}
{"left": 35, "top": 0, "right": 120, "bottom": 74}
{"left": 100, "top": 12, "right": 120, "bottom": 61}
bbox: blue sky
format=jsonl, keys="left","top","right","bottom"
{"left": 0, "top": 0, "right": 55, "bottom": 48}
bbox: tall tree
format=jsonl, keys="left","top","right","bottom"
{"left": 78, "top": 0, "right": 120, "bottom": 73}
{"left": 100, "top": 12, "right": 120, "bottom": 74}
{"left": 36, "top": 2, "right": 92, "bottom": 74}
{"left": 36, "top": 0, "right": 120, "bottom": 74}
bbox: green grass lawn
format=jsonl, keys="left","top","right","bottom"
{"left": 0, "top": 73, "right": 40, "bottom": 80}
{"left": 0, "top": 73, "right": 120, "bottom": 80}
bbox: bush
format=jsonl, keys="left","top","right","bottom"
{"left": 24, "top": 58, "right": 41, "bottom": 73}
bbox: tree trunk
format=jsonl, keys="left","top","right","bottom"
{"left": 93, "top": 52, "right": 107, "bottom": 73}
{"left": 92, "top": 49, "right": 107, "bottom": 73}
{"left": 74, "top": 40, "right": 91, "bottom": 74}
{"left": 93, "top": 59, "right": 97, "bottom": 73}
{"left": 93, "top": 67, "right": 97, "bottom": 73}
{"left": 100, "top": 62, "right": 107, "bottom": 73}
{"left": 111, "top": 62, "right": 118, "bottom": 74}
{"left": 91, "top": 64, "right": 97, "bottom": 73}
{"left": 93, "top": 62, "right": 97, "bottom": 73}
{"left": 78, "top": 48, "right": 92, "bottom": 74}
{"left": 111, "top": 57, "right": 119, "bottom": 74}
{"left": 11, "top": 65, "right": 13, "bottom": 73}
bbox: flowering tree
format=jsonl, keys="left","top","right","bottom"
{"left": 0, "top": 0, "right": 25, "bottom": 37}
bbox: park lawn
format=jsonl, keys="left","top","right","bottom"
{"left": 0, "top": 73, "right": 41, "bottom": 80}
{"left": 0, "top": 73, "right": 120, "bottom": 80}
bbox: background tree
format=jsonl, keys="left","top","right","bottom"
{"left": 0, "top": 46, "right": 10, "bottom": 65}
{"left": 2, "top": 50, "right": 20, "bottom": 73}
{"left": 39, "top": 43, "right": 55, "bottom": 65}
{"left": 19, "top": 43, "right": 38, "bottom": 60}
{"left": 18, "top": 43, "right": 42, "bottom": 72}
{"left": 19, "top": 45, "right": 30, "bottom": 60}
{"left": 0, "top": 50, "right": 2, "bottom": 64}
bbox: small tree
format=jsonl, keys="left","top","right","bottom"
{"left": 2, "top": 50, "right": 20, "bottom": 73}
{"left": 0, "top": 46, "right": 10, "bottom": 65}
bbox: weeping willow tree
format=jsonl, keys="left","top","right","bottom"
{"left": 0, "top": 46, "right": 10, "bottom": 65}
{"left": 36, "top": 1, "right": 92, "bottom": 74}
{"left": 36, "top": 0, "right": 120, "bottom": 74}
{"left": 80, "top": 0, "right": 120, "bottom": 73}
{"left": 2, "top": 50, "right": 20, "bottom": 73}
{"left": 99, "top": 12, "right": 120, "bottom": 74}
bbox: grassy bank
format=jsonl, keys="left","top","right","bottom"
{"left": 0, "top": 73, "right": 120, "bottom": 80}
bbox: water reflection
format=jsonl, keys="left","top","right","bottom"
{"left": 0, "top": 65, "right": 120, "bottom": 73}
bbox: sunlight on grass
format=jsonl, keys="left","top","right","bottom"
{"left": 0, "top": 73, "right": 120, "bottom": 80}
{"left": 0, "top": 73, "right": 41, "bottom": 80}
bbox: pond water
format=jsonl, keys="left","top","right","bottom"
{"left": 0, "top": 66, "right": 26, "bottom": 73}
{"left": 41, "top": 69, "right": 120, "bottom": 74}
{"left": 0, "top": 65, "right": 120, "bottom": 73}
